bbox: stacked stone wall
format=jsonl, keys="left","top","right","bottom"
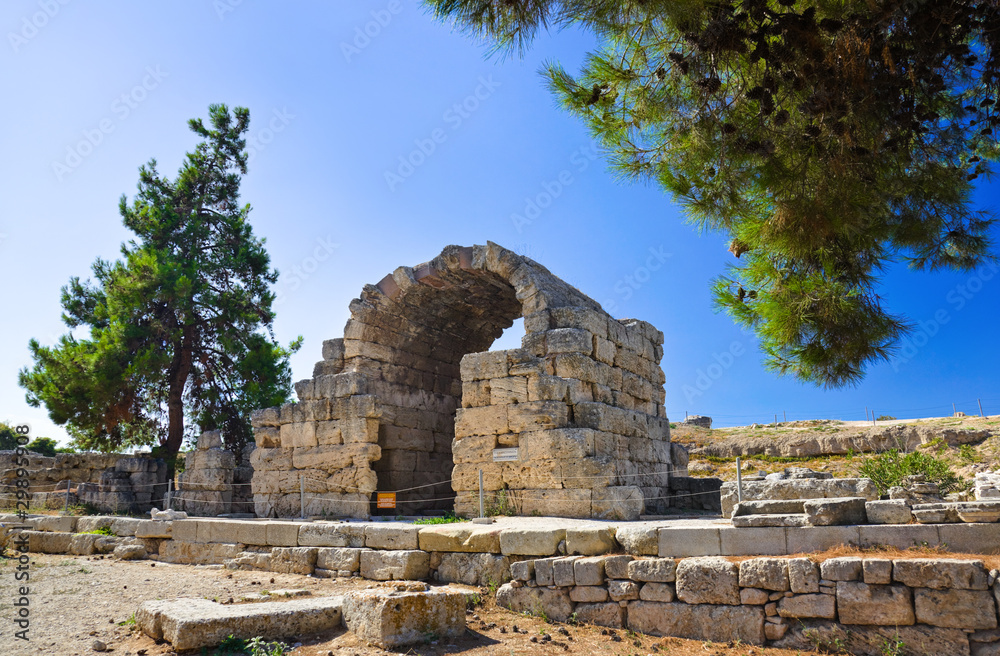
{"left": 250, "top": 243, "right": 674, "bottom": 519}
{"left": 175, "top": 431, "right": 253, "bottom": 516}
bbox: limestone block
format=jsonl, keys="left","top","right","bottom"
{"left": 603, "top": 555, "right": 634, "bottom": 579}
{"left": 496, "top": 583, "right": 574, "bottom": 622}
{"left": 510, "top": 560, "right": 534, "bottom": 582}
{"left": 280, "top": 422, "right": 317, "bottom": 449}
{"left": 836, "top": 582, "right": 914, "bottom": 626}
{"left": 527, "top": 375, "right": 570, "bottom": 402}
{"left": 616, "top": 525, "right": 659, "bottom": 556}
{"left": 76, "top": 516, "right": 115, "bottom": 533}
{"left": 233, "top": 522, "right": 267, "bottom": 546}
{"left": 26, "top": 530, "right": 72, "bottom": 553}
{"left": 518, "top": 488, "right": 592, "bottom": 518}
{"left": 627, "top": 558, "right": 677, "bottom": 583}
{"left": 454, "top": 405, "right": 508, "bottom": 437}
{"left": 720, "top": 478, "right": 879, "bottom": 518}
{"left": 862, "top": 559, "right": 893, "bottom": 585}
{"left": 317, "top": 547, "right": 366, "bottom": 572}
{"left": 269, "top": 547, "right": 318, "bottom": 575}
{"left": 608, "top": 579, "right": 640, "bottom": 601}
{"left": 865, "top": 500, "right": 913, "bottom": 524}
{"left": 33, "top": 515, "right": 77, "bottom": 532}
{"left": 740, "top": 588, "right": 769, "bottom": 604}
{"left": 545, "top": 328, "right": 594, "bottom": 355}
{"left": 461, "top": 351, "right": 508, "bottom": 381}
{"left": 266, "top": 522, "right": 301, "bottom": 547}
{"left": 804, "top": 496, "right": 868, "bottom": 526}
{"left": 566, "top": 527, "right": 616, "bottom": 556}
{"left": 720, "top": 527, "right": 787, "bottom": 556}
{"left": 820, "top": 557, "right": 862, "bottom": 581}
{"left": 158, "top": 541, "right": 243, "bottom": 565}
{"left": 343, "top": 587, "right": 465, "bottom": 649}
{"left": 341, "top": 418, "right": 380, "bottom": 444}
{"left": 197, "top": 431, "right": 224, "bottom": 450}
{"left": 499, "top": 528, "right": 566, "bottom": 556}
{"left": 675, "top": 557, "right": 740, "bottom": 605}
{"left": 251, "top": 407, "right": 281, "bottom": 428}
{"left": 297, "top": 523, "right": 366, "bottom": 548}
{"left": 914, "top": 588, "right": 997, "bottom": 629}
{"left": 778, "top": 594, "right": 835, "bottom": 619}
{"left": 658, "top": 527, "right": 722, "bottom": 557}
{"left": 534, "top": 556, "right": 558, "bottom": 586}
{"left": 313, "top": 422, "right": 343, "bottom": 446}
{"left": 892, "top": 558, "right": 989, "bottom": 590}
{"left": 113, "top": 544, "right": 147, "bottom": 560}
{"left": 771, "top": 620, "right": 970, "bottom": 656}
{"left": 788, "top": 558, "right": 820, "bottom": 593}
{"left": 518, "top": 429, "right": 595, "bottom": 461}
{"left": 435, "top": 552, "right": 510, "bottom": 587}
{"left": 250, "top": 447, "right": 293, "bottom": 472}
{"left": 639, "top": 582, "right": 675, "bottom": 602}
{"left": 627, "top": 601, "right": 765, "bottom": 646}
{"left": 570, "top": 586, "right": 609, "bottom": 603}
{"left": 739, "top": 558, "right": 789, "bottom": 591}
{"left": 68, "top": 533, "right": 98, "bottom": 555}
{"left": 138, "top": 596, "right": 343, "bottom": 652}
{"left": 592, "top": 486, "right": 645, "bottom": 521}
{"left": 506, "top": 401, "right": 571, "bottom": 433}
{"left": 552, "top": 556, "right": 579, "bottom": 587}
{"left": 360, "top": 550, "right": 430, "bottom": 581}
{"left": 489, "top": 376, "right": 529, "bottom": 405}
{"left": 451, "top": 435, "right": 497, "bottom": 464}
{"left": 574, "top": 556, "right": 606, "bottom": 586}
{"left": 292, "top": 444, "right": 380, "bottom": 471}
{"left": 418, "top": 525, "right": 501, "bottom": 553}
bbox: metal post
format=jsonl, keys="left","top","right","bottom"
{"left": 166, "top": 479, "right": 173, "bottom": 511}
{"left": 300, "top": 474, "right": 305, "bottom": 519}
{"left": 953, "top": 402, "right": 957, "bottom": 417}
{"left": 872, "top": 413, "right": 876, "bottom": 427}
{"left": 774, "top": 413, "right": 777, "bottom": 426}
{"left": 63, "top": 480, "right": 70, "bottom": 515}
{"left": 735, "top": 457, "right": 743, "bottom": 504}
{"left": 866, "top": 406, "right": 869, "bottom": 421}
{"left": 979, "top": 398, "right": 986, "bottom": 418}
{"left": 478, "top": 469, "right": 485, "bottom": 518}
{"left": 783, "top": 411, "right": 787, "bottom": 423}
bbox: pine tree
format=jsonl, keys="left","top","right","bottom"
{"left": 19, "top": 104, "right": 301, "bottom": 469}
{"left": 429, "top": 0, "right": 1000, "bottom": 386}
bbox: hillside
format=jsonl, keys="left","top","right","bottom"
{"left": 674, "top": 414, "right": 1000, "bottom": 488}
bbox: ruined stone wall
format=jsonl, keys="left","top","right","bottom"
{"left": 174, "top": 431, "right": 253, "bottom": 516}
{"left": 250, "top": 243, "right": 672, "bottom": 519}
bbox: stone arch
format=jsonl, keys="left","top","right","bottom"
{"left": 250, "top": 242, "right": 672, "bottom": 519}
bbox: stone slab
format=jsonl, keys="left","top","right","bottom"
{"left": 719, "top": 527, "right": 786, "bottom": 556}
{"left": 499, "top": 528, "right": 566, "bottom": 556}
{"left": 343, "top": 587, "right": 466, "bottom": 648}
{"left": 858, "top": 524, "right": 941, "bottom": 550}
{"left": 418, "top": 525, "right": 501, "bottom": 553}
{"left": 785, "top": 526, "right": 860, "bottom": 554}
{"left": 658, "top": 527, "right": 721, "bottom": 557}
{"left": 627, "top": 601, "right": 765, "bottom": 646}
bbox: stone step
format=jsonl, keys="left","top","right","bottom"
{"left": 732, "top": 500, "right": 806, "bottom": 517}
{"left": 137, "top": 595, "right": 344, "bottom": 651}
{"left": 732, "top": 514, "right": 809, "bottom": 528}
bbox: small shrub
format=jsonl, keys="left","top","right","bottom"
{"left": 217, "top": 634, "right": 247, "bottom": 653}
{"left": 82, "top": 526, "right": 116, "bottom": 536}
{"left": 876, "top": 415, "right": 897, "bottom": 421}
{"left": 858, "top": 449, "right": 963, "bottom": 495}
{"left": 485, "top": 488, "right": 518, "bottom": 517}
{"left": 959, "top": 444, "right": 980, "bottom": 464}
{"left": 413, "top": 512, "right": 465, "bottom": 525}
{"left": 246, "top": 637, "right": 289, "bottom": 656}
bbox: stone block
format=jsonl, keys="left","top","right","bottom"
{"left": 316, "top": 547, "right": 365, "bottom": 572}
{"left": 158, "top": 541, "right": 243, "bottom": 565}
{"left": 627, "top": 601, "right": 765, "bottom": 646}
{"left": 26, "top": 530, "right": 72, "bottom": 554}
{"left": 135, "top": 521, "right": 173, "bottom": 539}
{"left": 417, "top": 525, "right": 501, "bottom": 553}
{"left": 33, "top": 516, "right": 77, "bottom": 533}
{"left": 510, "top": 559, "right": 534, "bottom": 582}
{"left": 343, "top": 587, "right": 465, "bottom": 649}
{"left": 658, "top": 527, "right": 721, "bottom": 557}
{"left": 892, "top": 558, "right": 989, "bottom": 590}
{"left": 771, "top": 620, "right": 970, "bottom": 656}
{"left": 365, "top": 525, "right": 419, "bottom": 550}
{"left": 552, "top": 557, "right": 579, "bottom": 587}
{"left": 859, "top": 524, "right": 941, "bottom": 550}
{"left": 836, "top": 581, "right": 914, "bottom": 626}
{"left": 914, "top": 589, "right": 997, "bottom": 629}
{"left": 615, "top": 525, "right": 659, "bottom": 556}
{"left": 675, "top": 557, "right": 740, "bottom": 605}
{"left": 435, "top": 552, "right": 510, "bottom": 587}
{"left": 778, "top": 594, "right": 836, "bottom": 619}
{"left": 804, "top": 497, "right": 867, "bottom": 526}
{"left": 820, "top": 557, "right": 862, "bottom": 581}
{"left": 499, "top": 528, "right": 566, "bottom": 556}
{"left": 739, "top": 558, "right": 789, "bottom": 591}
{"left": 495, "top": 583, "right": 574, "bottom": 622}
{"left": 171, "top": 519, "right": 199, "bottom": 542}
{"left": 733, "top": 499, "right": 806, "bottom": 516}
{"left": 280, "top": 422, "right": 317, "bottom": 449}
{"left": 603, "top": 555, "right": 634, "bottom": 579}
{"left": 265, "top": 521, "right": 301, "bottom": 547}
{"left": 591, "top": 486, "right": 644, "bottom": 521}
{"left": 788, "top": 558, "right": 820, "bottom": 593}
{"left": 297, "top": 523, "right": 366, "bottom": 548}
{"left": 865, "top": 500, "right": 913, "bottom": 524}
{"left": 573, "top": 602, "right": 624, "bottom": 628}
{"left": 254, "top": 426, "right": 282, "bottom": 448}
{"left": 785, "top": 526, "right": 860, "bottom": 553}
{"left": 607, "top": 579, "right": 639, "bottom": 601}
{"left": 68, "top": 533, "right": 98, "bottom": 555}
{"left": 269, "top": 547, "right": 318, "bottom": 575}
{"left": 862, "top": 559, "right": 892, "bottom": 585}
{"left": 570, "top": 586, "right": 609, "bottom": 603}
{"left": 938, "top": 523, "right": 1000, "bottom": 554}
{"left": 533, "top": 556, "right": 557, "bottom": 586}
{"left": 719, "top": 527, "right": 786, "bottom": 556}
{"left": 566, "top": 527, "right": 617, "bottom": 556}
{"left": 627, "top": 558, "right": 677, "bottom": 583}
{"left": 137, "top": 596, "right": 343, "bottom": 651}
{"left": 234, "top": 522, "right": 268, "bottom": 546}
{"left": 639, "top": 582, "right": 675, "bottom": 602}
{"left": 113, "top": 544, "right": 147, "bottom": 560}
{"left": 360, "top": 550, "right": 430, "bottom": 581}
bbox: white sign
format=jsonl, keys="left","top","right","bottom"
{"left": 492, "top": 448, "right": 519, "bottom": 462}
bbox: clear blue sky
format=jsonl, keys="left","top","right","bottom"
{"left": 2, "top": 1, "right": 998, "bottom": 446}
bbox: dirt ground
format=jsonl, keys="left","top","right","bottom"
{"left": 0, "top": 553, "right": 810, "bottom": 656}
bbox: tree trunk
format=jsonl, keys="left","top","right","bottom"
{"left": 163, "top": 326, "right": 194, "bottom": 481}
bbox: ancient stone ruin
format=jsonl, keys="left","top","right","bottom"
{"left": 250, "top": 243, "right": 672, "bottom": 519}
{"left": 175, "top": 431, "right": 253, "bottom": 516}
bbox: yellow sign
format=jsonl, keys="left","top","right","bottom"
{"left": 376, "top": 492, "right": 396, "bottom": 509}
